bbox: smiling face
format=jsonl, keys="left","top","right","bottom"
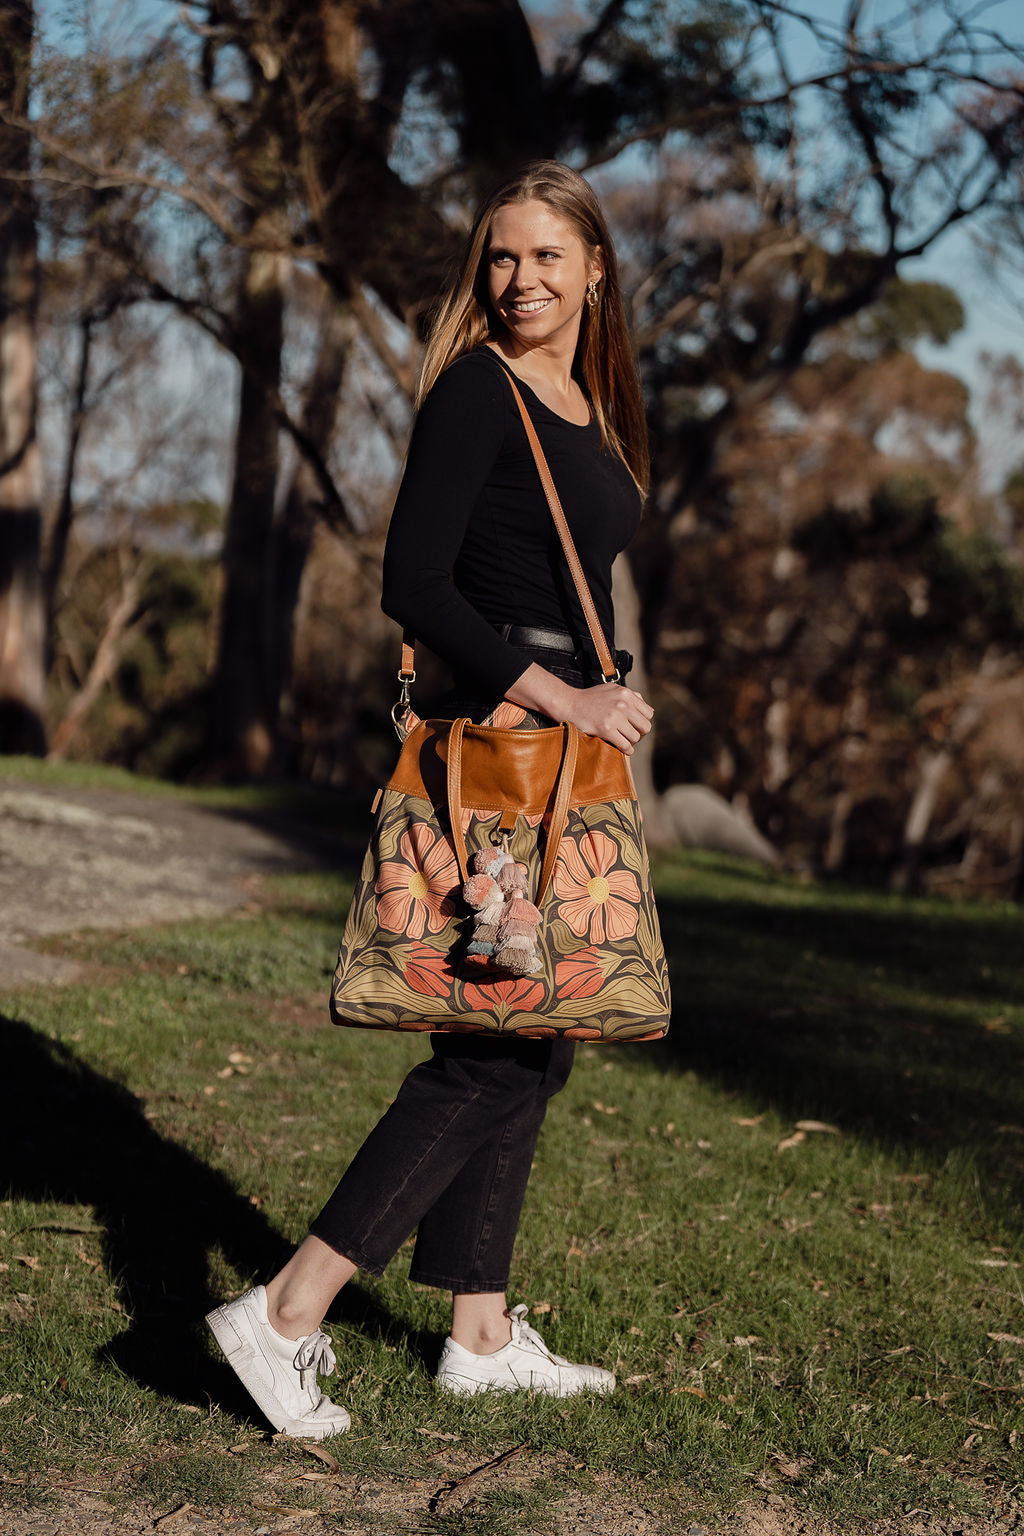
{"left": 486, "top": 199, "right": 602, "bottom": 354}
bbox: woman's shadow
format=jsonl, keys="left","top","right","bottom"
{"left": 1, "top": 1014, "right": 437, "bottom": 1416}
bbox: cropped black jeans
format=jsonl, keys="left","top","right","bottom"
{"left": 309, "top": 1034, "right": 574, "bottom": 1291}
{"left": 308, "top": 638, "right": 620, "bottom": 1294}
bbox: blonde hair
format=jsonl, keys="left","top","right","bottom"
{"left": 417, "top": 161, "right": 649, "bottom": 496}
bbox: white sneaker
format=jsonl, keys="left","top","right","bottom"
{"left": 436, "top": 1305, "right": 615, "bottom": 1397}
{"left": 206, "top": 1284, "right": 351, "bottom": 1439}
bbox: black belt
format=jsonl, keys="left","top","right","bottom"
{"left": 498, "top": 624, "right": 632, "bottom": 679}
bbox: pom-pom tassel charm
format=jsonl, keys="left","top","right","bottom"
{"left": 463, "top": 838, "right": 515, "bottom": 960}
{"left": 464, "top": 836, "right": 543, "bottom": 974}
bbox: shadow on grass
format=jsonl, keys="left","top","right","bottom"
{"left": 0, "top": 1014, "right": 435, "bottom": 1414}
{"left": 642, "top": 875, "right": 1024, "bottom": 1213}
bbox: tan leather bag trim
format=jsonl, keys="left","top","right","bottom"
{"left": 386, "top": 720, "right": 633, "bottom": 812}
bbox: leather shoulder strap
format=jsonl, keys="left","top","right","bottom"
{"left": 497, "top": 364, "right": 617, "bottom": 682}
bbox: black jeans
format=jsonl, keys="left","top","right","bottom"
{"left": 308, "top": 1034, "right": 574, "bottom": 1291}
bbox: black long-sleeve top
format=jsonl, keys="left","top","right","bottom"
{"left": 381, "top": 347, "right": 642, "bottom": 696}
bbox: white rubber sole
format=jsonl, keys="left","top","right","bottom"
{"left": 437, "top": 1367, "right": 615, "bottom": 1397}
{"left": 206, "top": 1302, "right": 350, "bottom": 1440}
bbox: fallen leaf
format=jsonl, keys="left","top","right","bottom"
{"left": 301, "top": 1442, "right": 340, "bottom": 1470}
{"left": 216, "top": 1066, "right": 234, "bottom": 1079}
{"left": 228, "top": 1051, "right": 253, "bottom": 1064}
{"left": 770, "top": 1453, "right": 814, "bottom": 1479}
{"left": 871, "top": 1446, "right": 892, "bottom": 1457}
{"left": 670, "top": 1385, "right": 707, "bottom": 1399}
{"left": 0, "top": 1394, "right": 24, "bottom": 1407}
{"left": 795, "top": 1120, "right": 840, "bottom": 1134}
{"left": 987, "top": 1332, "right": 1024, "bottom": 1346}
{"left": 885, "top": 1345, "right": 913, "bottom": 1356}
{"left": 151, "top": 1505, "right": 193, "bottom": 1529}
{"left": 733, "top": 1116, "right": 763, "bottom": 1126}
{"left": 983, "top": 1016, "right": 1010, "bottom": 1033}
{"left": 977, "top": 1259, "right": 1020, "bottom": 1269}
{"left": 174, "top": 1405, "right": 203, "bottom": 1414}
{"left": 776, "top": 1131, "right": 806, "bottom": 1153}
{"left": 967, "top": 1416, "right": 996, "bottom": 1430}
{"left": 629, "top": 1325, "right": 644, "bottom": 1335}
{"left": 531, "top": 1302, "right": 552, "bottom": 1316}
{"left": 566, "top": 1246, "right": 584, "bottom": 1258}
{"left": 0, "top": 1264, "right": 7, "bottom": 1274}
{"left": 415, "top": 1428, "right": 460, "bottom": 1441}
{"left": 733, "top": 1335, "right": 763, "bottom": 1346}
{"left": 624, "top": 1373, "right": 654, "bottom": 1386}
{"left": 14, "top": 1255, "right": 39, "bottom": 1269}
{"left": 250, "top": 1504, "right": 317, "bottom": 1520}
{"left": 963, "top": 1432, "right": 980, "bottom": 1451}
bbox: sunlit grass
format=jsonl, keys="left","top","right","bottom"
{"left": 2, "top": 784, "right": 1022, "bottom": 1527}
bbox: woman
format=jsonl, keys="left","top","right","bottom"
{"left": 207, "top": 160, "right": 654, "bottom": 1439}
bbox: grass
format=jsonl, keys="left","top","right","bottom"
{"left": 2, "top": 761, "right": 1024, "bottom": 1530}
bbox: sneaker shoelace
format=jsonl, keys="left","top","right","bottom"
{"left": 507, "top": 1304, "right": 565, "bottom": 1364}
{"left": 293, "top": 1329, "right": 337, "bottom": 1391}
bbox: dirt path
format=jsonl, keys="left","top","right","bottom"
{"left": 0, "top": 1460, "right": 1016, "bottom": 1536}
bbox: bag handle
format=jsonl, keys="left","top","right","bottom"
{"left": 446, "top": 717, "right": 581, "bottom": 905}
{"left": 396, "top": 360, "right": 620, "bottom": 709}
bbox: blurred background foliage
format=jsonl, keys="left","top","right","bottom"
{"left": 2, "top": 0, "right": 1024, "bottom": 896}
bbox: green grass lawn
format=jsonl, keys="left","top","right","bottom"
{"left": 1, "top": 770, "right": 1023, "bottom": 1530}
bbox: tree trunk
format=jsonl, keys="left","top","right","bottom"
{"left": 208, "top": 230, "right": 287, "bottom": 778}
{"left": 273, "top": 296, "right": 357, "bottom": 735}
{"left": 45, "top": 312, "right": 92, "bottom": 665}
{"left": 0, "top": 0, "right": 46, "bottom": 755}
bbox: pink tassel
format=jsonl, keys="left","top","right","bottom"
{"left": 503, "top": 897, "right": 541, "bottom": 925}
{"left": 463, "top": 873, "right": 500, "bottom": 909}
{"left": 496, "top": 918, "right": 538, "bottom": 942}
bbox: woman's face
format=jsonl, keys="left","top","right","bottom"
{"left": 486, "top": 199, "right": 601, "bottom": 351}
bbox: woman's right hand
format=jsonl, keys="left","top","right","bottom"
{"left": 563, "top": 682, "right": 654, "bottom": 756}
{"left": 505, "top": 663, "right": 654, "bottom": 754}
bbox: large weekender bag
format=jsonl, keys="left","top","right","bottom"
{"left": 329, "top": 371, "right": 671, "bottom": 1043}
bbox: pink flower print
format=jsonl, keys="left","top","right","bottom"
{"left": 553, "top": 947, "right": 605, "bottom": 1000}
{"left": 462, "top": 975, "right": 544, "bottom": 1014}
{"left": 404, "top": 943, "right": 454, "bottom": 999}
{"left": 375, "top": 822, "right": 458, "bottom": 937}
{"left": 552, "top": 829, "right": 640, "bottom": 943}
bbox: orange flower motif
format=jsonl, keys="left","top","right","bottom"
{"left": 375, "top": 822, "right": 458, "bottom": 938}
{"left": 404, "top": 942, "right": 454, "bottom": 998}
{"left": 553, "top": 947, "right": 605, "bottom": 1000}
{"left": 462, "top": 974, "right": 544, "bottom": 1014}
{"left": 552, "top": 829, "right": 640, "bottom": 943}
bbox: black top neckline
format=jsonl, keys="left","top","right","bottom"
{"left": 480, "top": 346, "right": 597, "bottom": 432}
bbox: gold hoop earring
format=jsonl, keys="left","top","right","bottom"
{"left": 586, "top": 278, "right": 599, "bottom": 311}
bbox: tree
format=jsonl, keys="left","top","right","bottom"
{"left": 0, "top": 0, "right": 45, "bottom": 753}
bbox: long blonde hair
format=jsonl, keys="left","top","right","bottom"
{"left": 417, "top": 161, "right": 649, "bottom": 496}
